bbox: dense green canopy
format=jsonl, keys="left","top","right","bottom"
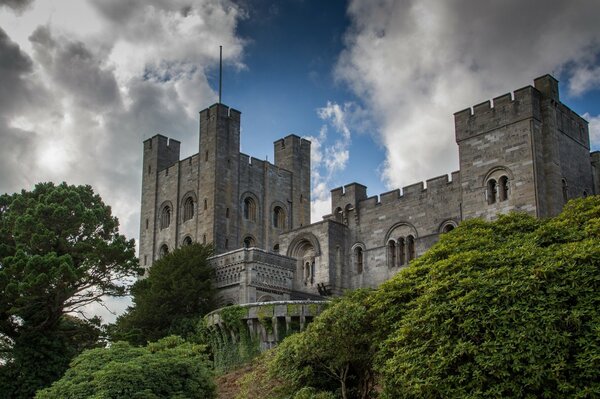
{"left": 36, "top": 336, "right": 216, "bottom": 399}
{"left": 109, "top": 243, "right": 215, "bottom": 345}
{"left": 0, "top": 182, "right": 139, "bottom": 398}
{"left": 265, "top": 196, "right": 600, "bottom": 399}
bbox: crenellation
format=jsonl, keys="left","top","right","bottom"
{"left": 141, "top": 74, "right": 596, "bottom": 309}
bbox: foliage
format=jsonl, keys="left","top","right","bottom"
{"left": 35, "top": 335, "right": 216, "bottom": 399}
{"left": 233, "top": 350, "right": 290, "bottom": 399}
{"left": 0, "top": 182, "right": 138, "bottom": 398}
{"left": 209, "top": 305, "right": 260, "bottom": 372}
{"left": 109, "top": 243, "right": 215, "bottom": 345}
{"left": 372, "top": 196, "right": 600, "bottom": 398}
{"left": 270, "top": 290, "right": 377, "bottom": 399}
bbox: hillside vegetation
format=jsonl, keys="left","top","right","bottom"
{"left": 235, "top": 196, "right": 600, "bottom": 399}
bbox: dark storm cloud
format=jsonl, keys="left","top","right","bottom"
{"left": 0, "top": 0, "right": 35, "bottom": 13}
{"left": 29, "top": 26, "right": 122, "bottom": 111}
{"left": 0, "top": 27, "right": 34, "bottom": 114}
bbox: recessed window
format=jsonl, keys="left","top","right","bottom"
{"left": 388, "top": 240, "right": 396, "bottom": 268}
{"left": 562, "top": 179, "right": 569, "bottom": 204}
{"left": 398, "top": 237, "right": 405, "bottom": 266}
{"left": 183, "top": 236, "right": 192, "bottom": 246}
{"left": 487, "top": 179, "right": 497, "bottom": 204}
{"left": 160, "top": 206, "right": 171, "bottom": 229}
{"left": 273, "top": 244, "right": 280, "bottom": 253}
{"left": 226, "top": 207, "right": 230, "bottom": 218}
{"left": 148, "top": 165, "right": 152, "bottom": 175}
{"left": 202, "top": 234, "right": 207, "bottom": 244}
{"left": 243, "top": 197, "right": 257, "bottom": 221}
{"left": 183, "top": 197, "right": 194, "bottom": 221}
{"left": 159, "top": 244, "right": 169, "bottom": 258}
{"left": 204, "top": 198, "right": 207, "bottom": 210}
{"left": 355, "top": 247, "right": 363, "bottom": 274}
{"left": 273, "top": 206, "right": 285, "bottom": 228}
{"left": 145, "top": 219, "right": 149, "bottom": 229}
{"left": 205, "top": 151, "right": 209, "bottom": 162}
{"left": 406, "top": 235, "right": 415, "bottom": 263}
{"left": 498, "top": 176, "right": 509, "bottom": 201}
{"left": 243, "top": 236, "right": 255, "bottom": 248}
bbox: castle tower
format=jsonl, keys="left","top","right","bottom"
{"left": 198, "top": 103, "right": 242, "bottom": 254}
{"left": 274, "top": 135, "right": 311, "bottom": 228}
{"left": 139, "top": 135, "right": 180, "bottom": 271}
{"left": 455, "top": 75, "right": 594, "bottom": 220}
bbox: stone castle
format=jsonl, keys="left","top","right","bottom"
{"left": 140, "top": 74, "right": 600, "bottom": 306}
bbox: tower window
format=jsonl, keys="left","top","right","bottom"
{"left": 145, "top": 218, "right": 149, "bottom": 229}
{"left": 398, "top": 237, "right": 405, "bottom": 266}
{"left": 204, "top": 198, "right": 207, "bottom": 210}
{"left": 243, "top": 236, "right": 255, "bottom": 248}
{"left": 159, "top": 244, "right": 169, "bottom": 258}
{"left": 205, "top": 151, "right": 209, "bottom": 162}
{"left": 498, "top": 176, "right": 509, "bottom": 201}
{"left": 487, "top": 179, "right": 497, "bottom": 204}
{"left": 388, "top": 240, "right": 396, "bottom": 268}
{"left": 273, "top": 206, "right": 286, "bottom": 228}
{"left": 183, "top": 197, "right": 194, "bottom": 221}
{"left": 183, "top": 236, "right": 192, "bottom": 246}
{"left": 226, "top": 207, "right": 230, "bottom": 218}
{"left": 243, "top": 197, "right": 257, "bottom": 221}
{"left": 273, "top": 244, "right": 280, "bottom": 253}
{"left": 148, "top": 165, "right": 152, "bottom": 175}
{"left": 202, "top": 234, "right": 207, "bottom": 244}
{"left": 355, "top": 247, "right": 364, "bottom": 274}
{"left": 160, "top": 206, "right": 171, "bottom": 229}
{"left": 562, "top": 179, "right": 569, "bottom": 203}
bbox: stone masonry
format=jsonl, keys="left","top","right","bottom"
{"left": 140, "top": 75, "right": 600, "bottom": 305}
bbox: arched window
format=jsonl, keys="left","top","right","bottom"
{"left": 388, "top": 240, "right": 396, "bottom": 268}
{"left": 442, "top": 224, "right": 454, "bottom": 233}
{"left": 355, "top": 247, "right": 363, "bottom": 274}
{"left": 160, "top": 206, "right": 171, "bottom": 229}
{"left": 225, "top": 207, "right": 230, "bottom": 218}
{"left": 498, "top": 176, "right": 509, "bottom": 201}
{"left": 159, "top": 244, "right": 169, "bottom": 258}
{"left": 334, "top": 207, "right": 343, "bottom": 223}
{"left": 562, "top": 179, "right": 569, "bottom": 203}
{"left": 243, "top": 236, "right": 255, "bottom": 248}
{"left": 183, "top": 197, "right": 194, "bottom": 221}
{"left": 273, "top": 244, "right": 280, "bottom": 253}
{"left": 202, "top": 234, "right": 207, "bottom": 244}
{"left": 397, "top": 237, "right": 405, "bottom": 266}
{"left": 406, "top": 235, "right": 415, "bottom": 263}
{"left": 204, "top": 198, "right": 207, "bottom": 210}
{"left": 344, "top": 204, "right": 353, "bottom": 225}
{"left": 183, "top": 236, "right": 192, "bottom": 246}
{"left": 243, "top": 197, "right": 257, "bottom": 221}
{"left": 273, "top": 206, "right": 285, "bottom": 228}
{"left": 583, "top": 190, "right": 588, "bottom": 198}
{"left": 487, "top": 179, "right": 497, "bottom": 204}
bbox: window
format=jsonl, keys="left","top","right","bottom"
{"left": 334, "top": 207, "right": 343, "bottom": 223}
{"left": 388, "top": 240, "right": 396, "bottom": 268}
{"left": 148, "top": 165, "right": 152, "bottom": 175}
{"left": 183, "top": 236, "right": 192, "bottom": 246}
{"left": 183, "top": 197, "right": 194, "bottom": 221}
{"left": 243, "top": 236, "right": 255, "bottom": 248}
{"left": 204, "top": 198, "right": 207, "bottom": 210}
{"left": 226, "top": 207, "right": 230, "bottom": 218}
{"left": 498, "top": 176, "right": 509, "bottom": 201}
{"left": 583, "top": 190, "right": 588, "bottom": 198}
{"left": 205, "top": 151, "right": 208, "bottom": 162}
{"left": 144, "top": 255, "right": 147, "bottom": 265}
{"left": 202, "top": 234, "right": 207, "bottom": 244}
{"left": 273, "top": 244, "right": 280, "bottom": 253}
{"left": 273, "top": 206, "right": 285, "bottom": 228}
{"left": 243, "top": 197, "right": 257, "bottom": 221}
{"left": 355, "top": 247, "right": 364, "bottom": 274}
{"left": 442, "top": 224, "right": 454, "bottom": 233}
{"left": 487, "top": 179, "right": 497, "bottom": 204}
{"left": 159, "top": 244, "right": 169, "bottom": 258}
{"left": 145, "top": 218, "right": 149, "bottom": 229}
{"left": 407, "top": 235, "right": 415, "bottom": 263}
{"left": 160, "top": 206, "right": 171, "bottom": 229}
{"left": 225, "top": 238, "right": 229, "bottom": 249}
{"left": 397, "top": 237, "right": 405, "bottom": 266}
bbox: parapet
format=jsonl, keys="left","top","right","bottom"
{"left": 199, "top": 103, "right": 241, "bottom": 122}
{"left": 144, "top": 134, "right": 180, "bottom": 171}
{"left": 454, "top": 84, "right": 542, "bottom": 143}
{"left": 534, "top": 74, "right": 559, "bottom": 101}
{"left": 331, "top": 182, "right": 368, "bottom": 212}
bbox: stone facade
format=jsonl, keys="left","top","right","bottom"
{"left": 140, "top": 75, "right": 600, "bottom": 304}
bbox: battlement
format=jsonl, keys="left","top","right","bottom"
{"left": 274, "top": 134, "right": 311, "bottom": 151}
{"left": 199, "top": 102, "right": 241, "bottom": 122}
{"left": 331, "top": 182, "right": 368, "bottom": 212}
{"left": 144, "top": 134, "right": 180, "bottom": 171}
{"left": 455, "top": 84, "right": 542, "bottom": 143}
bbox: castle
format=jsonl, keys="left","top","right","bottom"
{"left": 140, "top": 75, "right": 600, "bottom": 306}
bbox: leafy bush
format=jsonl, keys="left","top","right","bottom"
{"left": 373, "top": 197, "right": 600, "bottom": 398}
{"left": 36, "top": 336, "right": 216, "bottom": 399}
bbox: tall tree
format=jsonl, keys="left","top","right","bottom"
{"left": 0, "top": 182, "right": 139, "bottom": 398}
{"left": 109, "top": 243, "right": 215, "bottom": 345}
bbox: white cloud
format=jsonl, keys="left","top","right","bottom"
{"left": 337, "top": 0, "right": 600, "bottom": 190}
{"left": 0, "top": 0, "right": 246, "bottom": 323}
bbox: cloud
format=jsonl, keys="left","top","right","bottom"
{"left": 0, "top": 0, "right": 35, "bottom": 14}
{"left": 0, "top": 0, "right": 246, "bottom": 322}
{"left": 337, "top": 0, "right": 600, "bottom": 190}
{"left": 307, "top": 101, "right": 362, "bottom": 222}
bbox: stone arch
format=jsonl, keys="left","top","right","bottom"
{"left": 344, "top": 204, "right": 353, "bottom": 225}
{"left": 217, "top": 297, "right": 236, "bottom": 308}
{"left": 288, "top": 233, "right": 321, "bottom": 286}
{"left": 180, "top": 191, "right": 197, "bottom": 222}
{"left": 182, "top": 235, "right": 193, "bottom": 246}
{"left": 384, "top": 222, "right": 418, "bottom": 245}
{"left": 271, "top": 201, "right": 288, "bottom": 229}
{"left": 242, "top": 234, "right": 256, "bottom": 248}
{"left": 351, "top": 242, "right": 366, "bottom": 274}
{"left": 158, "top": 200, "right": 173, "bottom": 229}
{"left": 483, "top": 166, "right": 513, "bottom": 204}
{"left": 257, "top": 294, "right": 275, "bottom": 303}
{"left": 439, "top": 219, "right": 458, "bottom": 234}
{"left": 240, "top": 191, "right": 260, "bottom": 222}
{"left": 334, "top": 207, "right": 343, "bottom": 223}
{"left": 158, "top": 243, "right": 169, "bottom": 258}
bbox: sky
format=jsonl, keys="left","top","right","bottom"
{"left": 2, "top": 0, "right": 600, "bottom": 321}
